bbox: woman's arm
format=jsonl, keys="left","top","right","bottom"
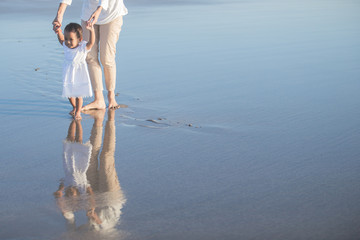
{"left": 86, "top": 26, "right": 95, "bottom": 50}
{"left": 87, "top": 6, "right": 103, "bottom": 27}
{"left": 52, "top": 3, "right": 68, "bottom": 33}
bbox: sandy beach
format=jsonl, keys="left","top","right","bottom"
{"left": 0, "top": 0, "right": 360, "bottom": 239}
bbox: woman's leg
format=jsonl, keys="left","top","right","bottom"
{"left": 86, "top": 109, "right": 106, "bottom": 192}
{"left": 81, "top": 21, "right": 106, "bottom": 110}
{"left": 99, "top": 109, "right": 121, "bottom": 192}
{"left": 99, "top": 16, "right": 123, "bottom": 109}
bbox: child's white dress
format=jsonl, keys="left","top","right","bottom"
{"left": 63, "top": 140, "right": 93, "bottom": 194}
{"left": 62, "top": 41, "right": 93, "bottom": 98}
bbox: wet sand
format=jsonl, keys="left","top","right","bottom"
{"left": 1, "top": 0, "right": 360, "bottom": 239}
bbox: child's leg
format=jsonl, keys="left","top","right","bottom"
{"left": 75, "top": 120, "right": 83, "bottom": 143}
{"left": 66, "top": 120, "right": 76, "bottom": 142}
{"left": 68, "top": 98, "right": 76, "bottom": 115}
{"left": 74, "top": 97, "right": 83, "bottom": 120}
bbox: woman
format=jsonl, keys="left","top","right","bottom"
{"left": 53, "top": 0, "right": 128, "bottom": 110}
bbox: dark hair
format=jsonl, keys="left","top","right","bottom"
{"left": 64, "top": 23, "right": 83, "bottom": 39}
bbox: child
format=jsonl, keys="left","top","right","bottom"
{"left": 54, "top": 120, "right": 96, "bottom": 227}
{"left": 56, "top": 22, "right": 95, "bottom": 120}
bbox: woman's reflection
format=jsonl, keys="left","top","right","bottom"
{"left": 54, "top": 109, "right": 126, "bottom": 238}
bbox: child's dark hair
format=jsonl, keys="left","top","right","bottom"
{"left": 64, "top": 23, "right": 83, "bottom": 39}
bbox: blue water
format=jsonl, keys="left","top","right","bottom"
{"left": 0, "top": 0, "right": 360, "bottom": 239}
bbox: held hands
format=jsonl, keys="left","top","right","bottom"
{"left": 52, "top": 16, "right": 62, "bottom": 34}
{"left": 86, "top": 6, "right": 102, "bottom": 28}
{"left": 55, "top": 27, "right": 62, "bottom": 35}
{"left": 54, "top": 183, "right": 65, "bottom": 198}
{"left": 85, "top": 24, "right": 94, "bottom": 32}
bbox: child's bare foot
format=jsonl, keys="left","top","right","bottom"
{"left": 68, "top": 98, "right": 76, "bottom": 115}
{"left": 82, "top": 100, "right": 106, "bottom": 111}
{"left": 74, "top": 112, "right": 82, "bottom": 120}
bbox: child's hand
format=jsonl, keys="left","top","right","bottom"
{"left": 54, "top": 190, "right": 63, "bottom": 198}
{"left": 52, "top": 19, "right": 62, "bottom": 33}
{"left": 54, "top": 183, "right": 64, "bottom": 197}
{"left": 85, "top": 24, "right": 94, "bottom": 31}
{"left": 55, "top": 27, "right": 62, "bottom": 35}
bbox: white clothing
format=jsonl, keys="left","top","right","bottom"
{"left": 62, "top": 41, "right": 93, "bottom": 98}
{"left": 63, "top": 140, "right": 93, "bottom": 194}
{"left": 60, "top": 0, "right": 128, "bottom": 25}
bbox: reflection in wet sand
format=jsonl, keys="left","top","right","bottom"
{"left": 54, "top": 110, "right": 126, "bottom": 240}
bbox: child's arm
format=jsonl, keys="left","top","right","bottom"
{"left": 53, "top": 183, "right": 64, "bottom": 198}
{"left": 56, "top": 28, "right": 65, "bottom": 46}
{"left": 86, "top": 26, "right": 95, "bottom": 51}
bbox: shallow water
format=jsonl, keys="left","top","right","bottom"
{"left": 0, "top": 0, "right": 360, "bottom": 239}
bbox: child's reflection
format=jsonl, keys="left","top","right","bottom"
{"left": 54, "top": 110, "right": 126, "bottom": 237}
{"left": 54, "top": 119, "right": 93, "bottom": 225}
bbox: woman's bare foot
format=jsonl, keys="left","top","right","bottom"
{"left": 82, "top": 100, "right": 106, "bottom": 111}
{"left": 82, "top": 91, "right": 106, "bottom": 111}
{"left": 108, "top": 92, "right": 128, "bottom": 109}
{"left": 108, "top": 100, "right": 120, "bottom": 109}
{"left": 83, "top": 109, "right": 106, "bottom": 119}
{"left": 108, "top": 91, "right": 121, "bottom": 109}
{"left": 83, "top": 109, "right": 106, "bottom": 127}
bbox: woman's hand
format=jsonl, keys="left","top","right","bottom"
{"left": 52, "top": 3, "right": 67, "bottom": 33}
{"left": 52, "top": 16, "right": 62, "bottom": 33}
{"left": 87, "top": 6, "right": 102, "bottom": 27}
